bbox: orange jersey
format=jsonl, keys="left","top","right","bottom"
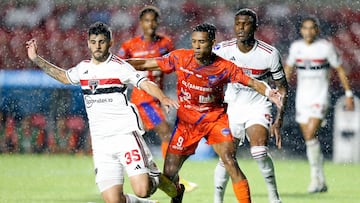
{"left": 117, "top": 34, "right": 174, "bottom": 105}
{"left": 156, "top": 49, "right": 251, "bottom": 125}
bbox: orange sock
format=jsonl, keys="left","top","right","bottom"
{"left": 161, "top": 141, "right": 169, "bottom": 158}
{"left": 232, "top": 179, "right": 251, "bottom": 203}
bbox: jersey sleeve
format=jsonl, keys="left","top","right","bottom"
{"left": 66, "top": 64, "right": 81, "bottom": 85}
{"left": 269, "top": 48, "right": 286, "bottom": 80}
{"left": 327, "top": 42, "right": 342, "bottom": 68}
{"left": 120, "top": 62, "right": 148, "bottom": 87}
{"left": 228, "top": 61, "right": 251, "bottom": 85}
{"left": 286, "top": 42, "right": 296, "bottom": 67}
{"left": 155, "top": 51, "right": 177, "bottom": 74}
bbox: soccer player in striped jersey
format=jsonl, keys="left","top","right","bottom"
{"left": 117, "top": 6, "right": 197, "bottom": 192}
{"left": 212, "top": 8, "right": 288, "bottom": 203}
{"left": 26, "top": 21, "right": 180, "bottom": 203}
{"left": 284, "top": 16, "right": 354, "bottom": 193}
{"left": 128, "top": 23, "right": 284, "bottom": 203}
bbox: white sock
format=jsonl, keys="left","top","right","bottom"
{"left": 125, "top": 194, "right": 157, "bottom": 203}
{"left": 213, "top": 159, "right": 229, "bottom": 203}
{"left": 306, "top": 138, "right": 325, "bottom": 183}
{"left": 251, "top": 146, "right": 280, "bottom": 201}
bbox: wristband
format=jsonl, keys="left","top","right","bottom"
{"left": 345, "top": 90, "right": 353, "bottom": 97}
{"left": 265, "top": 88, "right": 271, "bottom": 97}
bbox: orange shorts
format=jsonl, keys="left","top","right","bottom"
{"left": 168, "top": 113, "right": 233, "bottom": 155}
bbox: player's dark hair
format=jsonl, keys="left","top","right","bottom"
{"left": 235, "top": 8, "right": 258, "bottom": 27}
{"left": 301, "top": 16, "right": 320, "bottom": 29}
{"left": 139, "top": 6, "right": 160, "bottom": 19}
{"left": 192, "top": 23, "right": 217, "bottom": 41}
{"left": 88, "top": 21, "right": 112, "bottom": 41}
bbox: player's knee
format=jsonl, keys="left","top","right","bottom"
{"left": 221, "top": 152, "right": 237, "bottom": 169}
{"left": 250, "top": 146, "right": 268, "bottom": 160}
{"left": 133, "top": 187, "right": 150, "bottom": 198}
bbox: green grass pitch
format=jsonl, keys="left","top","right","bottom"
{"left": 0, "top": 154, "right": 359, "bottom": 203}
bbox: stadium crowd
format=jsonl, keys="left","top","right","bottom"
{"left": 0, "top": 0, "right": 359, "bottom": 154}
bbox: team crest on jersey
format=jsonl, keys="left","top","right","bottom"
{"left": 88, "top": 79, "right": 99, "bottom": 94}
{"left": 304, "top": 59, "right": 312, "bottom": 69}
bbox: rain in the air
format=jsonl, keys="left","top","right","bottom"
{"left": 0, "top": 0, "right": 359, "bottom": 203}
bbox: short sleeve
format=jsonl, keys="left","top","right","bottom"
{"left": 120, "top": 62, "right": 148, "bottom": 88}
{"left": 270, "top": 49, "right": 286, "bottom": 80}
{"left": 155, "top": 52, "right": 176, "bottom": 74}
{"left": 66, "top": 64, "right": 80, "bottom": 85}
{"left": 327, "top": 42, "right": 342, "bottom": 68}
{"left": 286, "top": 42, "right": 297, "bottom": 67}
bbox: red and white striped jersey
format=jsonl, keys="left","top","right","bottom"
{"left": 213, "top": 38, "right": 285, "bottom": 107}
{"left": 286, "top": 38, "right": 341, "bottom": 105}
{"left": 66, "top": 54, "right": 147, "bottom": 146}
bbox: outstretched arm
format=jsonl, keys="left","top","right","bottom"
{"left": 247, "top": 78, "right": 283, "bottom": 109}
{"left": 126, "top": 58, "right": 161, "bottom": 71}
{"left": 271, "top": 77, "right": 289, "bottom": 149}
{"left": 139, "top": 80, "right": 179, "bottom": 113}
{"left": 335, "top": 65, "right": 354, "bottom": 111}
{"left": 26, "top": 39, "right": 70, "bottom": 84}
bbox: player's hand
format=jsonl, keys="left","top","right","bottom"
{"left": 270, "top": 118, "right": 282, "bottom": 149}
{"left": 159, "top": 97, "right": 179, "bottom": 114}
{"left": 345, "top": 96, "right": 355, "bottom": 111}
{"left": 26, "top": 38, "right": 38, "bottom": 61}
{"left": 268, "top": 89, "right": 283, "bottom": 109}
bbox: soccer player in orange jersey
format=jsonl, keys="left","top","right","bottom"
{"left": 117, "top": 6, "right": 197, "bottom": 192}
{"left": 128, "top": 23, "right": 284, "bottom": 203}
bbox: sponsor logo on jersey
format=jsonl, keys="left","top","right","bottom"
{"left": 134, "top": 164, "right": 142, "bottom": 170}
{"left": 221, "top": 128, "right": 231, "bottom": 136}
{"left": 84, "top": 95, "right": 114, "bottom": 108}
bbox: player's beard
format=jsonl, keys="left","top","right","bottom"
{"left": 92, "top": 50, "right": 109, "bottom": 62}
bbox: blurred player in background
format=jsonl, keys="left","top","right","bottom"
{"left": 128, "top": 23, "right": 285, "bottom": 203}
{"left": 26, "top": 21, "right": 180, "bottom": 203}
{"left": 212, "top": 8, "right": 287, "bottom": 203}
{"left": 284, "top": 16, "right": 354, "bottom": 193}
{"left": 117, "top": 5, "right": 197, "bottom": 192}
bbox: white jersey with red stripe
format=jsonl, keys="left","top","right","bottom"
{"left": 66, "top": 54, "right": 147, "bottom": 148}
{"left": 286, "top": 38, "right": 341, "bottom": 106}
{"left": 213, "top": 39, "right": 285, "bottom": 108}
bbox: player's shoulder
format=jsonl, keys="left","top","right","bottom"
{"left": 108, "top": 54, "right": 126, "bottom": 65}
{"left": 256, "top": 40, "right": 279, "bottom": 54}
{"left": 156, "top": 33, "right": 172, "bottom": 42}
{"left": 213, "top": 38, "right": 237, "bottom": 51}
{"left": 76, "top": 59, "right": 91, "bottom": 67}
{"left": 314, "top": 38, "right": 334, "bottom": 47}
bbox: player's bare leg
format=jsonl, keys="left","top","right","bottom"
{"left": 163, "top": 152, "right": 188, "bottom": 203}
{"left": 300, "top": 118, "right": 327, "bottom": 193}
{"left": 247, "top": 124, "right": 281, "bottom": 203}
{"left": 154, "top": 121, "right": 198, "bottom": 192}
{"left": 101, "top": 183, "right": 158, "bottom": 203}
{"left": 213, "top": 141, "right": 251, "bottom": 203}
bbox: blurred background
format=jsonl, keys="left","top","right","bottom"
{"left": 0, "top": 0, "right": 359, "bottom": 161}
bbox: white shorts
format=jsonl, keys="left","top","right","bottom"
{"left": 296, "top": 102, "right": 327, "bottom": 124}
{"left": 227, "top": 106, "right": 272, "bottom": 144}
{"left": 92, "top": 130, "right": 159, "bottom": 192}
